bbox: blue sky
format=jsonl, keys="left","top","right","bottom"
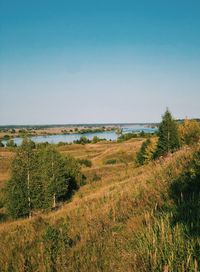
{"left": 0, "top": 0, "right": 200, "bottom": 124}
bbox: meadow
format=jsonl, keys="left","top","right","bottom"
{"left": 0, "top": 135, "right": 199, "bottom": 271}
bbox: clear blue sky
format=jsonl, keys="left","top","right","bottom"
{"left": 0, "top": 0, "right": 200, "bottom": 124}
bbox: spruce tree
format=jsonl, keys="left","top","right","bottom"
{"left": 136, "top": 139, "right": 151, "bottom": 165}
{"left": 136, "top": 138, "right": 156, "bottom": 165}
{"left": 154, "top": 109, "right": 180, "bottom": 158}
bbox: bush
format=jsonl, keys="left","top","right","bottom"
{"left": 6, "top": 139, "right": 17, "bottom": 148}
{"left": 57, "top": 141, "right": 67, "bottom": 146}
{"left": 73, "top": 136, "right": 91, "bottom": 144}
{"left": 117, "top": 133, "right": 138, "bottom": 142}
{"left": 179, "top": 119, "right": 200, "bottom": 145}
{"left": 0, "top": 141, "right": 4, "bottom": 147}
{"left": 77, "top": 159, "right": 92, "bottom": 167}
{"left": 3, "top": 135, "right": 10, "bottom": 140}
{"left": 169, "top": 149, "right": 200, "bottom": 236}
{"left": 92, "top": 173, "right": 101, "bottom": 182}
{"left": 105, "top": 159, "right": 117, "bottom": 165}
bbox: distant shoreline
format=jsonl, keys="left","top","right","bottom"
{"left": 0, "top": 123, "right": 158, "bottom": 143}
{"left": 0, "top": 122, "right": 159, "bottom": 129}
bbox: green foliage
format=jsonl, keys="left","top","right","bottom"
{"left": 73, "top": 136, "right": 91, "bottom": 144}
{"left": 139, "top": 131, "right": 145, "bottom": 137}
{"left": 43, "top": 221, "right": 75, "bottom": 272}
{"left": 36, "top": 141, "right": 49, "bottom": 149}
{"left": 133, "top": 213, "right": 200, "bottom": 272}
{"left": 27, "top": 139, "right": 36, "bottom": 149}
{"left": 0, "top": 141, "right": 4, "bottom": 147}
{"left": 77, "top": 158, "right": 92, "bottom": 167}
{"left": 154, "top": 109, "right": 180, "bottom": 158}
{"left": 6, "top": 139, "right": 17, "bottom": 148}
{"left": 117, "top": 132, "right": 138, "bottom": 142}
{"left": 5, "top": 140, "right": 83, "bottom": 218}
{"left": 64, "top": 155, "right": 82, "bottom": 191}
{"left": 170, "top": 149, "right": 200, "bottom": 235}
{"left": 57, "top": 141, "right": 68, "bottom": 146}
{"left": 92, "top": 136, "right": 104, "bottom": 143}
{"left": 117, "top": 132, "right": 155, "bottom": 142}
{"left": 38, "top": 147, "right": 69, "bottom": 209}
{"left": 105, "top": 158, "right": 117, "bottom": 165}
{"left": 5, "top": 138, "right": 38, "bottom": 218}
{"left": 92, "top": 173, "right": 101, "bottom": 182}
{"left": 136, "top": 138, "right": 156, "bottom": 165}
{"left": 3, "top": 134, "right": 10, "bottom": 140}
{"left": 179, "top": 119, "right": 200, "bottom": 145}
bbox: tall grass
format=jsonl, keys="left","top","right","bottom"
{"left": 0, "top": 145, "right": 198, "bottom": 271}
{"left": 129, "top": 213, "right": 200, "bottom": 272}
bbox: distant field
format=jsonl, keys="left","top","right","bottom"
{"left": 0, "top": 138, "right": 143, "bottom": 188}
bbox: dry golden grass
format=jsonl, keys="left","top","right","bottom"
{"left": 0, "top": 144, "right": 193, "bottom": 231}
{"left": 0, "top": 150, "right": 13, "bottom": 189}
{"left": 0, "top": 141, "right": 197, "bottom": 271}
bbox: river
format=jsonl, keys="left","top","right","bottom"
{"left": 2, "top": 125, "right": 157, "bottom": 146}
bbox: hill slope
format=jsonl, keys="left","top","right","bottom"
{"left": 0, "top": 141, "right": 199, "bottom": 271}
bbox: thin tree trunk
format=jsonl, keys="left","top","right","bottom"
{"left": 52, "top": 154, "right": 56, "bottom": 208}
{"left": 167, "top": 128, "right": 170, "bottom": 153}
{"left": 27, "top": 170, "right": 31, "bottom": 218}
{"left": 53, "top": 193, "right": 56, "bottom": 208}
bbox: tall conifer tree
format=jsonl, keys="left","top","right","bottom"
{"left": 154, "top": 109, "right": 180, "bottom": 158}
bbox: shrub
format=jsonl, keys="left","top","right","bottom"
{"left": 6, "top": 139, "right": 17, "bottom": 148}
{"left": 77, "top": 159, "right": 92, "bottom": 167}
{"left": 73, "top": 136, "right": 91, "bottom": 144}
{"left": 179, "top": 119, "right": 200, "bottom": 145}
{"left": 92, "top": 136, "right": 103, "bottom": 143}
{"left": 0, "top": 141, "right": 4, "bottom": 147}
{"left": 105, "top": 159, "right": 117, "bottom": 165}
{"left": 92, "top": 173, "right": 101, "bottom": 182}
{"left": 117, "top": 133, "right": 138, "bottom": 142}
{"left": 169, "top": 149, "right": 200, "bottom": 235}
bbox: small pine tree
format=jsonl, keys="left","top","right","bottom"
{"left": 154, "top": 109, "right": 180, "bottom": 158}
{"left": 143, "top": 139, "right": 157, "bottom": 162}
{"left": 136, "top": 138, "right": 156, "bottom": 165}
{"left": 136, "top": 139, "right": 151, "bottom": 165}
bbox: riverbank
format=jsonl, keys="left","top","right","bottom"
{"left": 0, "top": 125, "right": 118, "bottom": 141}
{"left": 0, "top": 124, "right": 157, "bottom": 144}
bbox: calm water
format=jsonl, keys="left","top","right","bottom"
{"left": 3, "top": 125, "right": 157, "bottom": 146}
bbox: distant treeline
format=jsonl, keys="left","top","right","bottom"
{"left": 0, "top": 122, "right": 159, "bottom": 130}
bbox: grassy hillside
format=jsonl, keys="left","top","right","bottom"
{"left": 0, "top": 139, "right": 199, "bottom": 271}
